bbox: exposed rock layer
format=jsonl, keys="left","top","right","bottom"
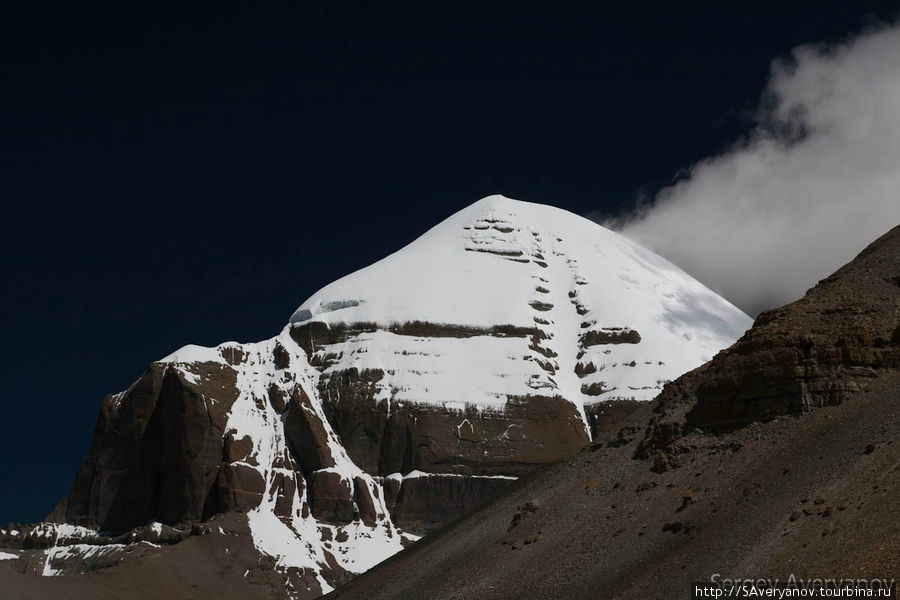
{"left": 638, "top": 224, "right": 900, "bottom": 471}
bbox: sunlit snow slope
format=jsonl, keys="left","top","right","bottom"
{"left": 291, "top": 194, "right": 750, "bottom": 415}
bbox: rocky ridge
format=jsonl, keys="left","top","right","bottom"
{"left": 637, "top": 223, "right": 900, "bottom": 472}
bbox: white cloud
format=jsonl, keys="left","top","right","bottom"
{"left": 612, "top": 23, "right": 900, "bottom": 315}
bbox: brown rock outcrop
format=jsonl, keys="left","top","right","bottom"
{"left": 67, "top": 362, "right": 240, "bottom": 530}
{"left": 284, "top": 385, "right": 337, "bottom": 472}
{"left": 214, "top": 463, "right": 266, "bottom": 513}
{"left": 584, "top": 399, "right": 645, "bottom": 439}
{"left": 389, "top": 474, "right": 513, "bottom": 534}
{"left": 321, "top": 390, "right": 588, "bottom": 479}
{"left": 353, "top": 476, "right": 379, "bottom": 525}
{"left": 638, "top": 224, "right": 900, "bottom": 468}
{"left": 308, "top": 470, "right": 354, "bottom": 523}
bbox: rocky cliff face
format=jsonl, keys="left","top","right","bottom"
{"left": 638, "top": 224, "right": 900, "bottom": 472}
{"left": 0, "top": 196, "right": 750, "bottom": 598}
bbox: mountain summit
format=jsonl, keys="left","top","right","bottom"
{"left": 291, "top": 194, "right": 749, "bottom": 420}
{"left": 0, "top": 196, "right": 750, "bottom": 598}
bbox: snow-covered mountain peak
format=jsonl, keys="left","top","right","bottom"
{"left": 35, "top": 195, "right": 752, "bottom": 599}
{"left": 289, "top": 195, "right": 751, "bottom": 411}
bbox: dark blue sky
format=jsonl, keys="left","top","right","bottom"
{"left": 2, "top": 0, "right": 897, "bottom": 524}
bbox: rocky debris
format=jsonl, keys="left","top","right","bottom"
{"left": 515, "top": 530, "right": 542, "bottom": 548}
{"left": 661, "top": 521, "right": 692, "bottom": 534}
{"left": 507, "top": 502, "right": 538, "bottom": 531}
{"left": 529, "top": 336, "right": 559, "bottom": 358}
{"left": 635, "top": 481, "right": 657, "bottom": 493}
{"left": 863, "top": 441, "right": 882, "bottom": 454}
{"left": 504, "top": 501, "right": 543, "bottom": 551}
{"left": 602, "top": 425, "right": 642, "bottom": 449}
